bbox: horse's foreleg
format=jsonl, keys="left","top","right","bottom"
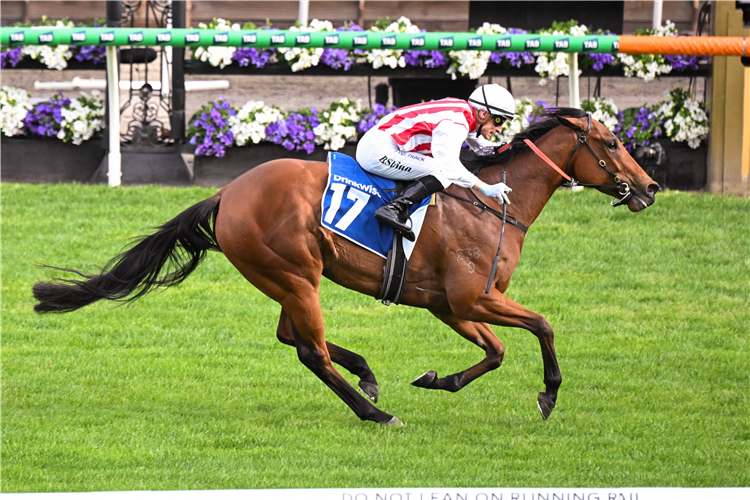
{"left": 410, "top": 310, "right": 504, "bottom": 392}
{"left": 276, "top": 309, "right": 379, "bottom": 402}
{"left": 452, "top": 291, "right": 561, "bottom": 420}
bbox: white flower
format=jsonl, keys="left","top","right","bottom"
{"left": 58, "top": 91, "right": 105, "bottom": 145}
{"left": 192, "top": 18, "right": 240, "bottom": 68}
{"left": 653, "top": 88, "right": 709, "bottom": 149}
{"left": 446, "top": 22, "right": 504, "bottom": 80}
{"left": 0, "top": 86, "right": 32, "bottom": 136}
{"left": 229, "top": 100, "right": 286, "bottom": 146}
{"left": 581, "top": 97, "right": 619, "bottom": 132}
{"left": 278, "top": 19, "right": 333, "bottom": 72}
{"left": 617, "top": 21, "right": 678, "bottom": 82}
{"left": 314, "top": 98, "right": 361, "bottom": 150}
{"left": 367, "top": 16, "right": 419, "bottom": 71}
{"left": 17, "top": 19, "right": 75, "bottom": 70}
{"left": 533, "top": 23, "right": 587, "bottom": 85}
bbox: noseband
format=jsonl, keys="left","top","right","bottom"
{"left": 557, "top": 114, "right": 633, "bottom": 207}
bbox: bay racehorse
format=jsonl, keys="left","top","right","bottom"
{"left": 33, "top": 109, "right": 659, "bottom": 425}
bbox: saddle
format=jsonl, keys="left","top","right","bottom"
{"left": 322, "top": 153, "right": 432, "bottom": 305}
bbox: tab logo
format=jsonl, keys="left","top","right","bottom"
{"left": 525, "top": 38, "right": 540, "bottom": 50}
{"left": 353, "top": 35, "right": 368, "bottom": 47}
{"left": 185, "top": 32, "right": 201, "bottom": 44}
{"left": 381, "top": 36, "right": 397, "bottom": 47}
{"left": 38, "top": 32, "right": 54, "bottom": 44}
{"left": 583, "top": 38, "right": 599, "bottom": 51}
{"left": 295, "top": 34, "right": 311, "bottom": 45}
{"left": 439, "top": 37, "right": 454, "bottom": 48}
{"left": 213, "top": 32, "right": 229, "bottom": 44}
{"left": 71, "top": 31, "right": 87, "bottom": 43}
{"left": 242, "top": 33, "right": 257, "bottom": 44}
{"left": 409, "top": 36, "right": 425, "bottom": 48}
{"left": 612, "top": 40, "right": 619, "bottom": 52}
{"left": 128, "top": 32, "right": 144, "bottom": 43}
{"left": 496, "top": 37, "right": 512, "bottom": 49}
{"left": 100, "top": 31, "right": 115, "bottom": 43}
{"left": 324, "top": 34, "right": 339, "bottom": 46}
{"left": 554, "top": 38, "right": 569, "bottom": 50}
{"left": 9, "top": 32, "right": 25, "bottom": 43}
{"left": 156, "top": 32, "right": 171, "bottom": 44}
{"left": 467, "top": 37, "right": 483, "bottom": 49}
{"left": 270, "top": 34, "right": 286, "bottom": 45}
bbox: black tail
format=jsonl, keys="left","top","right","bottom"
{"left": 33, "top": 196, "right": 222, "bottom": 313}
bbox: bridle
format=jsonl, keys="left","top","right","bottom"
{"left": 555, "top": 113, "right": 633, "bottom": 207}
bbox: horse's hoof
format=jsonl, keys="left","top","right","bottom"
{"left": 359, "top": 380, "right": 379, "bottom": 403}
{"left": 411, "top": 370, "right": 437, "bottom": 388}
{"left": 537, "top": 392, "right": 555, "bottom": 420}
{"left": 381, "top": 416, "right": 404, "bottom": 427}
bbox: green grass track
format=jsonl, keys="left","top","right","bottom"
{"left": 1, "top": 183, "right": 748, "bottom": 491}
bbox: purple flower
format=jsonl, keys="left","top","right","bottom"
{"left": 617, "top": 104, "right": 661, "bottom": 152}
{"left": 23, "top": 94, "right": 72, "bottom": 137}
{"left": 489, "top": 29, "right": 535, "bottom": 68}
{"left": 74, "top": 45, "right": 106, "bottom": 64}
{"left": 425, "top": 50, "right": 447, "bottom": 68}
{"left": 1, "top": 47, "right": 23, "bottom": 68}
{"left": 187, "top": 97, "right": 237, "bottom": 156}
{"left": 665, "top": 54, "right": 703, "bottom": 71}
{"left": 357, "top": 103, "right": 396, "bottom": 133}
{"left": 321, "top": 48, "right": 355, "bottom": 70}
{"left": 264, "top": 109, "right": 320, "bottom": 154}
{"left": 233, "top": 47, "right": 274, "bottom": 68}
{"left": 587, "top": 52, "right": 614, "bottom": 71}
{"left": 403, "top": 50, "right": 426, "bottom": 67}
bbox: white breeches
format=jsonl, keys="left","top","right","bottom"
{"left": 355, "top": 129, "right": 451, "bottom": 189}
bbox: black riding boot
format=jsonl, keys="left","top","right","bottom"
{"left": 375, "top": 175, "right": 444, "bottom": 241}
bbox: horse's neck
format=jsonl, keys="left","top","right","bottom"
{"left": 479, "top": 128, "right": 575, "bottom": 229}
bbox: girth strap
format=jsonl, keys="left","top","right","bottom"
{"left": 439, "top": 190, "right": 528, "bottom": 234}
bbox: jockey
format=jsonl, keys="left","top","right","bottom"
{"left": 356, "top": 83, "right": 516, "bottom": 241}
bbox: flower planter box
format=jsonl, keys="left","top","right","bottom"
{"left": 656, "top": 139, "right": 707, "bottom": 191}
{"left": 193, "top": 143, "right": 357, "bottom": 187}
{"left": 1, "top": 137, "right": 105, "bottom": 184}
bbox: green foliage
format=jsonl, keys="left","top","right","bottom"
{"left": 2, "top": 184, "right": 748, "bottom": 491}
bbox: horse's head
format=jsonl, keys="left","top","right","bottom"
{"left": 557, "top": 113, "right": 660, "bottom": 212}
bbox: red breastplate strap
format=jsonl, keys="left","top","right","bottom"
{"left": 523, "top": 139, "right": 572, "bottom": 182}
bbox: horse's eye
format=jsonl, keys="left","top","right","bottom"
{"left": 607, "top": 139, "right": 618, "bottom": 151}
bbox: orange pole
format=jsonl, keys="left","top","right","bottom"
{"left": 618, "top": 35, "right": 747, "bottom": 56}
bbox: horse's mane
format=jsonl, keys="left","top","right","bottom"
{"left": 461, "top": 107, "right": 588, "bottom": 173}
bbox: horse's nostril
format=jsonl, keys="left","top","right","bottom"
{"left": 647, "top": 183, "right": 660, "bottom": 195}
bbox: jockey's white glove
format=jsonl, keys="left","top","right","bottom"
{"left": 479, "top": 182, "right": 512, "bottom": 204}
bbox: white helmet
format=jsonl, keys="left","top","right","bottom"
{"left": 468, "top": 84, "right": 516, "bottom": 124}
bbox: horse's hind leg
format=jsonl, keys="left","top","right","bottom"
{"left": 410, "top": 310, "right": 505, "bottom": 392}
{"left": 280, "top": 289, "right": 400, "bottom": 425}
{"left": 276, "top": 309, "right": 379, "bottom": 402}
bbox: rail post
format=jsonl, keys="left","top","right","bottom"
{"left": 171, "top": 1, "right": 186, "bottom": 145}
{"left": 105, "top": 1, "right": 121, "bottom": 187}
{"left": 568, "top": 53, "right": 580, "bottom": 108}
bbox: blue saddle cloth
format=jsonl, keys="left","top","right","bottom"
{"left": 321, "top": 152, "right": 431, "bottom": 259}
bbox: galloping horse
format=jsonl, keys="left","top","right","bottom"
{"left": 33, "top": 109, "right": 660, "bottom": 425}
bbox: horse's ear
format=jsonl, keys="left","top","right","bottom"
{"left": 556, "top": 115, "right": 588, "bottom": 132}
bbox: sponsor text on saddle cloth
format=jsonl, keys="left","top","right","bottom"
{"left": 321, "top": 152, "right": 431, "bottom": 259}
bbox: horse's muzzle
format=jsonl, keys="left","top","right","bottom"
{"left": 627, "top": 182, "right": 660, "bottom": 212}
